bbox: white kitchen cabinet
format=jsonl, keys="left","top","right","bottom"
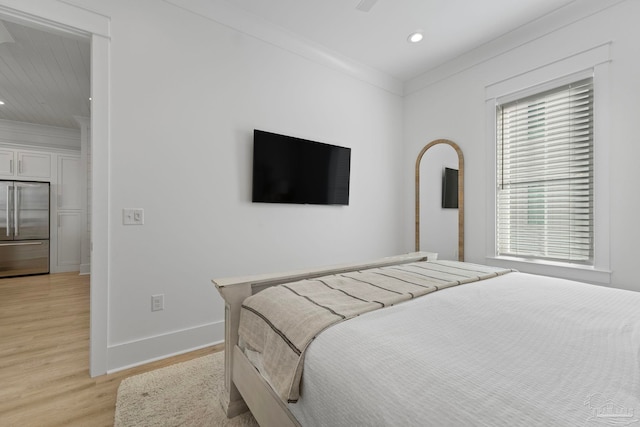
{"left": 0, "top": 149, "right": 14, "bottom": 177}
{"left": 53, "top": 153, "right": 82, "bottom": 271}
{"left": 57, "top": 155, "right": 82, "bottom": 210}
{"left": 0, "top": 148, "right": 52, "bottom": 180}
{"left": 57, "top": 211, "right": 82, "bottom": 270}
{"left": 17, "top": 151, "right": 51, "bottom": 179}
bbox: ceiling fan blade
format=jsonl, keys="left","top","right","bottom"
{"left": 356, "top": 0, "right": 378, "bottom": 12}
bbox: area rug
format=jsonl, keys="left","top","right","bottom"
{"left": 114, "top": 351, "right": 258, "bottom": 427}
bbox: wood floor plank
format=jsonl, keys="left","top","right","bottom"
{"left": 0, "top": 272, "right": 221, "bottom": 426}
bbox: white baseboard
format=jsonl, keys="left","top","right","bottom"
{"left": 79, "top": 263, "right": 91, "bottom": 275}
{"left": 50, "top": 264, "right": 80, "bottom": 274}
{"left": 106, "top": 320, "right": 224, "bottom": 373}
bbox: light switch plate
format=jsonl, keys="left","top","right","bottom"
{"left": 123, "top": 208, "right": 144, "bottom": 225}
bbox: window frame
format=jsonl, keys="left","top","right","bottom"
{"left": 484, "top": 45, "right": 611, "bottom": 284}
{"left": 496, "top": 77, "right": 595, "bottom": 265}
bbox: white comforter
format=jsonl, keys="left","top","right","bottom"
{"left": 288, "top": 272, "right": 640, "bottom": 426}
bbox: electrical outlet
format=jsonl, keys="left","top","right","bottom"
{"left": 151, "top": 294, "right": 164, "bottom": 312}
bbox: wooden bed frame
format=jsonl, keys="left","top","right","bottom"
{"left": 212, "top": 251, "right": 437, "bottom": 427}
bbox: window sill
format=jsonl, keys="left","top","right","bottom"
{"left": 485, "top": 256, "right": 611, "bottom": 285}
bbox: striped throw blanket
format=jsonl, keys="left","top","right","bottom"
{"left": 238, "top": 260, "right": 514, "bottom": 402}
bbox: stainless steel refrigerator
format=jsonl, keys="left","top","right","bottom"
{"left": 0, "top": 181, "right": 50, "bottom": 278}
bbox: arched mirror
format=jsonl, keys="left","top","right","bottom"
{"left": 415, "top": 139, "right": 464, "bottom": 261}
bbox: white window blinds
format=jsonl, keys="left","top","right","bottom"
{"left": 496, "top": 78, "right": 594, "bottom": 264}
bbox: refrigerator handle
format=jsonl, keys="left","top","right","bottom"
{"left": 13, "top": 185, "right": 19, "bottom": 237}
{"left": 5, "top": 186, "right": 10, "bottom": 237}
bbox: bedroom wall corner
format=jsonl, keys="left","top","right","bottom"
{"left": 402, "top": 0, "right": 640, "bottom": 291}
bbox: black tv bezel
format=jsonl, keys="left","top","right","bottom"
{"left": 251, "top": 129, "right": 351, "bottom": 206}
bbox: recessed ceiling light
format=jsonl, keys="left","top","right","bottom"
{"left": 408, "top": 31, "right": 423, "bottom": 43}
{"left": 0, "top": 100, "right": 5, "bottom": 105}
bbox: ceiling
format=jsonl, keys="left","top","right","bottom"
{"left": 0, "top": 0, "right": 582, "bottom": 130}
{"left": 222, "top": 0, "right": 577, "bottom": 81}
{"left": 0, "top": 19, "right": 90, "bottom": 130}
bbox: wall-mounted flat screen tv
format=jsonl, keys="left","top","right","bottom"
{"left": 252, "top": 130, "right": 351, "bottom": 205}
{"left": 442, "top": 167, "right": 458, "bottom": 209}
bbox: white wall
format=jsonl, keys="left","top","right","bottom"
{"left": 50, "top": 0, "right": 405, "bottom": 370}
{"left": 404, "top": 0, "right": 640, "bottom": 291}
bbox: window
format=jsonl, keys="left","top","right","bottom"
{"left": 496, "top": 78, "right": 594, "bottom": 265}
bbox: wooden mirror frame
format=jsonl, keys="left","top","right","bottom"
{"left": 415, "top": 139, "right": 464, "bottom": 261}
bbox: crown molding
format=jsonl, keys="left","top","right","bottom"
{"left": 0, "top": 0, "right": 109, "bottom": 39}
{"left": 163, "top": 0, "right": 403, "bottom": 96}
{"left": 404, "top": 0, "right": 626, "bottom": 95}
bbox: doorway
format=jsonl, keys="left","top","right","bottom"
{"left": 0, "top": 18, "right": 89, "bottom": 274}
{"left": 0, "top": 2, "right": 109, "bottom": 377}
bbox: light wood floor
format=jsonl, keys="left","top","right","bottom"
{"left": 0, "top": 272, "right": 222, "bottom": 426}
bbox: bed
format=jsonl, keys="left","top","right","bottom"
{"left": 213, "top": 252, "right": 640, "bottom": 426}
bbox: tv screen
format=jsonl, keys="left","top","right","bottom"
{"left": 442, "top": 167, "right": 458, "bottom": 209}
{"left": 252, "top": 130, "right": 351, "bottom": 205}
